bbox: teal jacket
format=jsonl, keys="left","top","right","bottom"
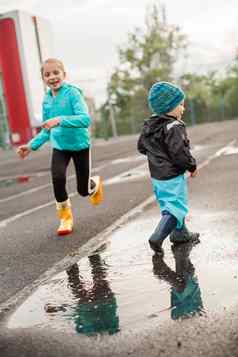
{"left": 29, "top": 83, "right": 91, "bottom": 151}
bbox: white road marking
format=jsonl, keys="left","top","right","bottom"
{"left": 0, "top": 140, "right": 235, "bottom": 228}
{"left": 0, "top": 139, "right": 236, "bottom": 315}
{"left": 198, "top": 139, "right": 236, "bottom": 170}
{"left": 0, "top": 155, "right": 144, "bottom": 204}
{"left": 0, "top": 163, "right": 147, "bottom": 229}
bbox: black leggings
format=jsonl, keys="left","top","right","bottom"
{"left": 51, "top": 148, "right": 91, "bottom": 202}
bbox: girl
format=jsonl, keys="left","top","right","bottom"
{"left": 17, "top": 58, "right": 103, "bottom": 236}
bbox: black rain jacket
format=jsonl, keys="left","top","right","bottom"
{"left": 137, "top": 114, "right": 197, "bottom": 180}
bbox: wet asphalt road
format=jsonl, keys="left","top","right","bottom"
{"left": 0, "top": 120, "right": 238, "bottom": 356}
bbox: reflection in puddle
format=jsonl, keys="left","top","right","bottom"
{"left": 7, "top": 208, "right": 238, "bottom": 335}
{"left": 0, "top": 176, "right": 30, "bottom": 188}
{"left": 0, "top": 171, "right": 50, "bottom": 189}
{"left": 64, "top": 255, "right": 119, "bottom": 336}
{"left": 152, "top": 242, "right": 204, "bottom": 320}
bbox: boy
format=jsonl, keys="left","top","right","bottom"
{"left": 137, "top": 81, "right": 199, "bottom": 255}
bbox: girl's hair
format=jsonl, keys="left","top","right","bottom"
{"left": 41, "top": 58, "right": 66, "bottom": 77}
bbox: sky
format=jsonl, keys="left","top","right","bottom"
{"left": 0, "top": 0, "right": 238, "bottom": 105}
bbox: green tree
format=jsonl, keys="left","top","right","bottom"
{"left": 221, "top": 53, "right": 238, "bottom": 118}
{"left": 101, "top": 2, "right": 187, "bottom": 135}
{"left": 184, "top": 52, "right": 238, "bottom": 124}
{"left": 179, "top": 72, "right": 217, "bottom": 124}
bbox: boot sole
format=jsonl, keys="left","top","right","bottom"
{"left": 57, "top": 228, "right": 73, "bottom": 236}
{"left": 89, "top": 178, "right": 103, "bottom": 205}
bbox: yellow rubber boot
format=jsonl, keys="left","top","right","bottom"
{"left": 56, "top": 199, "right": 73, "bottom": 236}
{"left": 89, "top": 176, "right": 104, "bottom": 205}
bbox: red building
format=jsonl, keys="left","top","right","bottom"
{"left": 0, "top": 10, "right": 53, "bottom": 148}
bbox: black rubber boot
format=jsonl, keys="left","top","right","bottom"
{"left": 149, "top": 240, "right": 164, "bottom": 256}
{"left": 148, "top": 212, "right": 177, "bottom": 256}
{"left": 170, "top": 224, "right": 200, "bottom": 245}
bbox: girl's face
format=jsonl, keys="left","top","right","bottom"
{"left": 42, "top": 62, "right": 66, "bottom": 94}
{"left": 169, "top": 101, "right": 185, "bottom": 120}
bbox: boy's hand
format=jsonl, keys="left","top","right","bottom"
{"left": 17, "top": 145, "right": 31, "bottom": 159}
{"left": 42, "top": 117, "right": 60, "bottom": 130}
{"left": 190, "top": 169, "right": 198, "bottom": 178}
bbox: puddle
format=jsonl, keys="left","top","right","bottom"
{"left": 7, "top": 207, "right": 238, "bottom": 336}
{"left": 111, "top": 155, "right": 144, "bottom": 165}
{"left": 106, "top": 164, "right": 148, "bottom": 185}
{"left": 0, "top": 171, "right": 50, "bottom": 188}
{"left": 0, "top": 176, "right": 30, "bottom": 188}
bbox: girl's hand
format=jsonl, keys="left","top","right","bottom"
{"left": 17, "top": 145, "right": 31, "bottom": 159}
{"left": 42, "top": 117, "right": 60, "bottom": 130}
{"left": 190, "top": 169, "right": 198, "bottom": 178}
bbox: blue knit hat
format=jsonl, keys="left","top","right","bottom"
{"left": 148, "top": 81, "right": 185, "bottom": 115}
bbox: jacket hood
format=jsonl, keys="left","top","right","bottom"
{"left": 142, "top": 114, "right": 170, "bottom": 136}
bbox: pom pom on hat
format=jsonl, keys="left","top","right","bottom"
{"left": 148, "top": 81, "right": 185, "bottom": 115}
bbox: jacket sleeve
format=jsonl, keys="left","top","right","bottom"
{"left": 137, "top": 132, "right": 147, "bottom": 155}
{"left": 28, "top": 104, "right": 50, "bottom": 151}
{"left": 164, "top": 124, "right": 197, "bottom": 173}
{"left": 59, "top": 88, "right": 92, "bottom": 128}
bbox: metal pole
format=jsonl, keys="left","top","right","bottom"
{"left": 109, "top": 102, "right": 118, "bottom": 138}
{"left": 189, "top": 99, "right": 196, "bottom": 126}
{"left": 220, "top": 95, "right": 225, "bottom": 121}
